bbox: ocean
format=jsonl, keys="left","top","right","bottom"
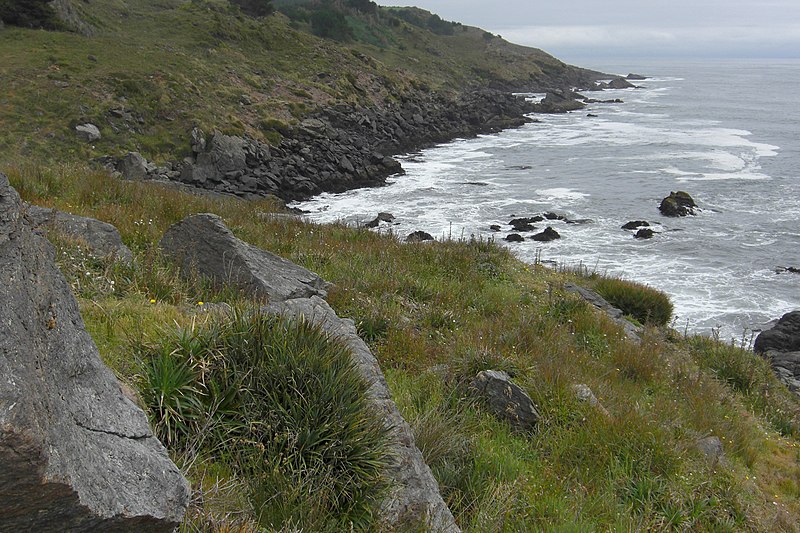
{"left": 293, "top": 59, "right": 800, "bottom": 340}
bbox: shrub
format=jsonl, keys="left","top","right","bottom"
{"left": 309, "top": 7, "right": 352, "bottom": 41}
{"left": 592, "top": 277, "right": 673, "bottom": 326}
{"left": 137, "top": 310, "right": 390, "bottom": 529}
{"left": 229, "top": 0, "right": 274, "bottom": 18}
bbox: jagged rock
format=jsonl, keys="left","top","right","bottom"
{"left": 406, "top": 230, "right": 434, "bottom": 242}
{"left": 622, "top": 220, "right": 650, "bottom": 230}
{"left": 117, "top": 151, "right": 153, "bottom": 181}
{"left": 470, "top": 370, "right": 539, "bottom": 431}
{"left": 365, "top": 212, "right": 395, "bottom": 228}
{"left": 489, "top": 224, "right": 501, "bottom": 232}
{"left": 564, "top": 283, "right": 642, "bottom": 342}
{"left": 505, "top": 233, "right": 525, "bottom": 242}
{"left": 572, "top": 384, "right": 611, "bottom": 418}
{"left": 159, "top": 213, "right": 330, "bottom": 303}
{"left": 510, "top": 219, "right": 536, "bottom": 231}
{"left": 190, "top": 127, "right": 206, "bottom": 154}
{"left": 626, "top": 73, "right": 648, "bottom": 80}
{"left": 754, "top": 311, "right": 800, "bottom": 395}
{"left": 266, "top": 298, "right": 459, "bottom": 532}
{"left": 634, "top": 228, "right": 655, "bottom": 239}
{"left": 609, "top": 77, "right": 636, "bottom": 89}
{"left": 24, "top": 204, "right": 133, "bottom": 263}
{"left": 75, "top": 123, "right": 101, "bottom": 142}
{"left": 776, "top": 266, "right": 800, "bottom": 274}
{"left": 48, "top": 0, "right": 95, "bottom": 36}
{"left": 659, "top": 191, "right": 697, "bottom": 217}
{"left": 0, "top": 174, "right": 189, "bottom": 530}
{"left": 534, "top": 90, "right": 586, "bottom": 113}
{"left": 531, "top": 226, "right": 561, "bottom": 241}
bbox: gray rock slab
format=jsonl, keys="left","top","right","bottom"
{"left": 267, "top": 296, "right": 460, "bottom": 533}
{"left": 75, "top": 123, "right": 101, "bottom": 142}
{"left": 0, "top": 173, "right": 189, "bottom": 531}
{"left": 159, "top": 213, "right": 329, "bottom": 303}
{"left": 24, "top": 204, "right": 133, "bottom": 264}
{"left": 470, "top": 370, "right": 540, "bottom": 431}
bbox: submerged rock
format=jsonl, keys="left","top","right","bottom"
{"left": 365, "top": 212, "right": 395, "bottom": 228}
{"left": 0, "top": 174, "right": 189, "bottom": 530}
{"left": 634, "top": 228, "right": 655, "bottom": 239}
{"left": 505, "top": 233, "right": 525, "bottom": 242}
{"left": 622, "top": 220, "right": 650, "bottom": 230}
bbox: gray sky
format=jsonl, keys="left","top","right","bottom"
{"left": 379, "top": 1, "right": 800, "bottom": 62}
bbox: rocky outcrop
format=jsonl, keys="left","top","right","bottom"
{"left": 754, "top": 311, "right": 800, "bottom": 395}
{"left": 366, "top": 212, "right": 395, "bottom": 228}
{"left": 564, "top": 283, "right": 642, "bottom": 342}
{"left": 659, "top": 191, "right": 697, "bottom": 217}
{"left": 0, "top": 174, "right": 189, "bottom": 530}
{"left": 608, "top": 77, "right": 636, "bottom": 89}
{"left": 533, "top": 89, "right": 586, "bottom": 113}
{"left": 160, "top": 213, "right": 458, "bottom": 531}
{"left": 470, "top": 370, "right": 539, "bottom": 431}
{"left": 505, "top": 233, "right": 524, "bottom": 243}
{"left": 24, "top": 204, "right": 133, "bottom": 263}
{"left": 634, "top": 228, "right": 655, "bottom": 239}
{"left": 48, "top": 0, "right": 95, "bottom": 36}
{"left": 532, "top": 226, "right": 561, "bottom": 242}
{"left": 159, "top": 213, "right": 330, "bottom": 303}
{"left": 125, "top": 89, "right": 537, "bottom": 202}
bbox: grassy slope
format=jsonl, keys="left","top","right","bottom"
{"left": 7, "top": 163, "right": 800, "bottom": 531}
{"left": 0, "top": 0, "right": 585, "bottom": 167}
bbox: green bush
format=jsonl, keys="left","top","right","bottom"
{"left": 137, "top": 310, "right": 390, "bottom": 529}
{"left": 592, "top": 277, "right": 673, "bottom": 326}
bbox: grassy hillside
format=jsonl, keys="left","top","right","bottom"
{"left": 7, "top": 162, "right": 800, "bottom": 531}
{"left": 0, "top": 0, "right": 591, "bottom": 167}
{"left": 4, "top": 2, "right": 800, "bottom": 531}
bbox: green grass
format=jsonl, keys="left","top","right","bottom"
{"left": 7, "top": 161, "right": 800, "bottom": 530}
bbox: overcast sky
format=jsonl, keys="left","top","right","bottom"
{"left": 378, "top": 1, "right": 800, "bottom": 63}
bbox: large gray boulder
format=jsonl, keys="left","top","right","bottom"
{"left": 268, "top": 296, "right": 460, "bottom": 532}
{"left": 180, "top": 131, "right": 249, "bottom": 185}
{"left": 0, "top": 174, "right": 189, "bottom": 530}
{"left": 754, "top": 311, "right": 800, "bottom": 395}
{"left": 75, "top": 123, "right": 101, "bottom": 142}
{"left": 470, "top": 370, "right": 540, "bottom": 431}
{"left": 159, "top": 213, "right": 330, "bottom": 303}
{"left": 24, "top": 204, "right": 133, "bottom": 263}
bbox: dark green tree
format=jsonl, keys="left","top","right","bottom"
{"left": 309, "top": 6, "right": 352, "bottom": 41}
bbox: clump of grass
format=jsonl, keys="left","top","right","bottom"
{"left": 136, "top": 310, "right": 391, "bottom": 530}
{"left": 591, "top": 277, "right": 674, "bottom": 326}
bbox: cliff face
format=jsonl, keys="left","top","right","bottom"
{"left": 0, "top": 174, "right": 190, "bottom": 530}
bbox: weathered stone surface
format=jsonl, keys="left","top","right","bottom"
{"left": 160, "top": 213, "right": 330, "bottom": 303}
{"left": 75, "top": 123, "right": 101, "bottom": 142}
{"left": 531, "top": 226, "right": 561, "bottom": 242}
{"left": 48, "top": 0, "right": 95, "bottom": 36}
{"left": 754, "top": 311, "right": 800, "bottom": 395}
{"left": 365, "top": 212, "right": 395, "bottom": 228}
{"left": 608, "top": 77, "right": 636, "bottom": 89}
{"left": 267, "top": 296, "right": 460, "bottom": 532}
{"left": 634, "top": 228, "right": 655, "bottom": 239}
{"left": 572, "top": 383, "right": 611, "bottom": 418}
{"left": 659, "top": 191, "right": 697, "bottom": 217}
{"left": 406, "top": 230, "right": 434, "bottom": 242}
{"left": 0, "top": 174, "right": 189, "bottom": 530}
{"left": 533, "top": 89, "right": 586, "bottom": 113}
{"left": 564, "top": 283, "right": 642, "bottom": 342}
{"left": 695, "top": 436, "right": 725, "bottom": 466}
{"left": 117, "top": 151, "right": 153, "bottom": 181}
{"left": 24, "top": 204, "right": 133, "bottom": 263}
{"left": 470, "top": 370, "right": 540, "bottom": 431}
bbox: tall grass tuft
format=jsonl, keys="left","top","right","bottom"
{"left": 136, "top": 310, "right": 391, "bottom": 530}
{"left": 591, "top": 277, "right": 674, "bottom": 326}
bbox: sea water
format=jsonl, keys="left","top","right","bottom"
{"left": 294, "top": 59, "right": 800, "bottom": 340}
